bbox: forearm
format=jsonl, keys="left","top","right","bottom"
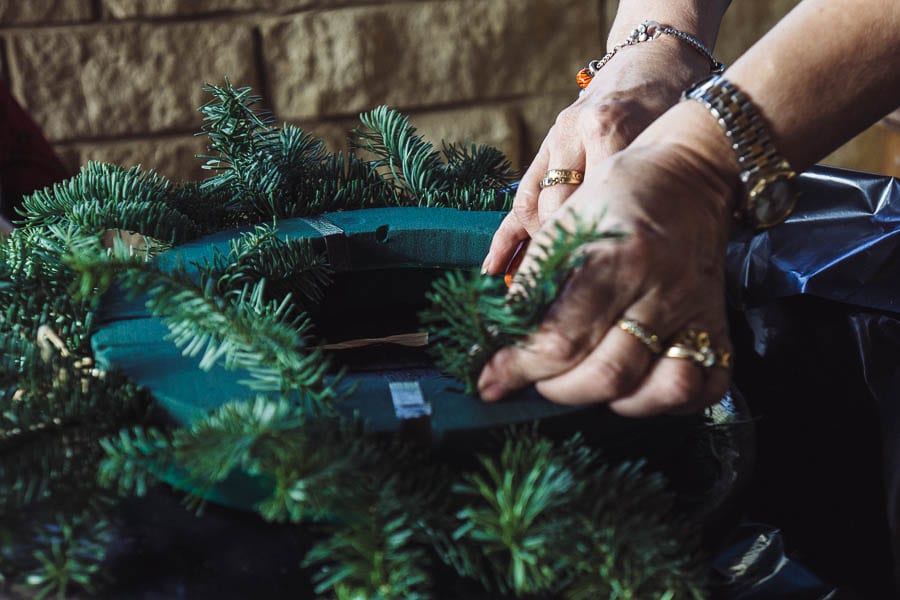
{"left": 632, "top": 0, "right": 900, "bottom": 209}
{"left": 607, "top": 0, "right": 732, "bottom": 49}
{"left": 726, "top": 0, "right": 900, "bottom": 170}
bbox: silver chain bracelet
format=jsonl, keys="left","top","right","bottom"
{"left": 576, "top": 20, "right": 725, "bottom": 90}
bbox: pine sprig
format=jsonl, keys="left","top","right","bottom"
{"left": 15, "top": 162, "right": 198, "bottom": 250}
{"left": 0, "top": 227, "right": 94, "bottom": 352}
{"left": 213, "top": 223, "right": 333, "bottom": 309}
{"left": 66, "top": 199, "right": 199, "bottom": 244}
{"left": 69, "top": 245, "right": 340, "bottom": 412}
{"left": 97, "top": 426, "right": 173, "bottom": 498}
{"left": 18, "top": 514, "right": 113, "bottom": 600}
{"left": 19, "top": 162, "right": 171, "bottom": 228}
{"left": 442, "top": 142, "right": 517, "bottom": 193}
{"left": 450, "top": 433, "right": 580, "bottom": 595}
{"left": 303, "top": 478, "right": 434, "bottom": 600}
{"left": 418, "top": 142, "right": 516, "bottom": 210}
{"left": 198, "top": 80, "right": 282, "bottom": 217}
{"left": 419, "top": 272, "right": 524, "bottom": 392}
{"left": 1, "top": 348, "right": 149, "bottom": 511}
{"left": 563, "top": 461, "right": 707, "bottom": 600}
{"left": 351, "top": 106, "right": 448, "bottom": 201}
{"left": 420, "top": 218, "right": 626, "bottom": 391}
{"left": 443, "top": 431, "right": 707, "bottom": 598}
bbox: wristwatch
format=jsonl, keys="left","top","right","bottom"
{"left": 682, "top": 74, "right": 797, "bottom": 229}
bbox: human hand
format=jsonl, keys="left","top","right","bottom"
{"left": 477, "top": 137, "right": 737, "bottom": 416}
{"left": 482, "top": 40, "right": 714, "bottom": 275}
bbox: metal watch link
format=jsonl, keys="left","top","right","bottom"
{"left": 682, "top": 74, "right": 797, "bottom": 229}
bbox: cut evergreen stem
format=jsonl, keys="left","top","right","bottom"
{"left": 314, "top": 332, "right": 429, "bottom": 350}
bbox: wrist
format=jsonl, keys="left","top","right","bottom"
{"left": 607, "top": 2, "right": 730, "bottom": 51}
{"left": 632, "top": 100, "right": 742, "bottom": 218}
{"left": 582, "top": 20, "right": 723, "bottom": 93}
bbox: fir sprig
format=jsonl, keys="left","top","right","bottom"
{"left": 444, "top": 431, "right": 706, "bottom": 599}
{"left": 351, "top": 106, "right": 447, "bottom": 201}
{"left": 21, "top": 515, "right": 113, "bottom": 600}
{"left": 17, "top": 162, "right": 196, "bottom": 246}
{"left": 212, "top": 223, "right": 333, "bottom": 309}
{"left": 198, "top": 82, "right": 392, "bottom": 220}
{"left": 452, "top": 434, "right": 577, "bottom": 595}
{"left": 304, "top": 489, "right": 433, "bottom": 600}
{"left": 0, "top": 227, "right": 94, "bottom": 352}
{"left": 420, "top": 218, "right": 626, "bottom": 391}
{"left": 68, "top": 243, "right": 340, "bottom": 413}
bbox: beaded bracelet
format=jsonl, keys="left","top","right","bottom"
{"left": 577, "top": 20, "right": 725, "bottom": 90}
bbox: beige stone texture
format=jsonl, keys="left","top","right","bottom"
{"left": 6, "top": 22, "right": 258, "bottom": 143}
{"left": 408, "top": 106, "right": 522, "bottom": 169}
{"left": 57, "top": 134, "right": 209, "bottom": 182}
{"left": 714, "top": 0, "right": 801, "bottom": 65}
{"left": 52, "top": 144, "right": 83, "bottom": 178}
{"left": 0, "top": 1, "right": 93, "bottom": 25}
{"left": 600, "top": 1, "right": 802, "bottom": 64}
{"left": 102, "top": 0, "right": 313, "bottom": 19}
{"left": 2, "top": 0, "right": 887, "bottom": 178}
{"left": 261, "top": 0, "right": 601, "bottom": 121}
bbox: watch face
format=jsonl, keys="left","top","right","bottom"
{"left": 749, "top": 173, "right": 797, "bottom": 228}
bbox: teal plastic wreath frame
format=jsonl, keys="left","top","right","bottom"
{"left": 91, "top": 206, "right": 751, "bottom": 513}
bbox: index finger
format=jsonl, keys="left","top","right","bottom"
{"left": 510, "top": 143, "right": 550, "bottom": 236}
{"left": 481, "top": 144, "right": 550, "bottom": 274}
{"left": 476, "top": 245, "right": 632, "bottom": 401}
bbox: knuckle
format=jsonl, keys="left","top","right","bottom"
{"left": 554, "top": 107, "right": 579, "bottom": 131}
{"left": 657, "top": 368, "right": 700, "bottom": 409}
{"left": 512, "top": 195, "right": 539, "bottom": 224}
{"left": 578, "top": 98, "right": 638, "bottom": 137}
{"left": 588, "top": 357, "right": 636, "bottom": 397}
{"left": 529, "top": 330, "right": 582, "bottom": 366}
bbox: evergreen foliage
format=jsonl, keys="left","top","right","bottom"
{"left": 420, "top": 219, "right": 626, "bottom": 391}
{"left": 351, "top": 106, "right": 516, "bottom": 211}
{"left": 443, "top": 431, "right": 706, "bottom": 599}
{"left": 0, "top": 80, "right": 716, "bottom": 598}
{"left": 68, "top": 232, "right": 340, "bottom": 412}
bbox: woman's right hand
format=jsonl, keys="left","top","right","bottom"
{"left": 482, "top": 38, "right": 715, "bottom": 275}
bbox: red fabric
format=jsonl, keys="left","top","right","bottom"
{"left": 0, "top": 80, "right": 70, "bottom": 221}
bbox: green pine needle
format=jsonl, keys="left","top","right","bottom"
{"left": 420, "top": 217, "right": 626, "bottom": 392}
{"left": 351, "top": 106, "right": 447, "bottom": 201}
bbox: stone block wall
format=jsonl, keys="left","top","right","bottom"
{"left": 0, "top": 0, "right": 890, "bottom": 183}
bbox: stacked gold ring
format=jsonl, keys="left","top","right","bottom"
{"left": 617, "top": 318, "right": 662, "bottom": 354}
{"left": 663, "top": 329, "right": 732, "bottom": 370}
{"left": 539, "top": 169, "right": 584, "bottom": 189}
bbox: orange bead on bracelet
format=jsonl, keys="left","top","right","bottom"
{"left": 576, "top": 68, "right": 594, "bottom": 89}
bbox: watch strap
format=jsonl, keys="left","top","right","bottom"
{"left": 683, "top": 74, "right": 797, "bottom": 228}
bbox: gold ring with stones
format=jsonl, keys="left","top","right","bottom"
{"left": 663, "top": 329, "right": 732, "bottom": 370}
{"left": 539, "top": 169, "right": 584, "bottom": 189}
{"left": 616, "top": 318, "right": 662, "bottom": 354}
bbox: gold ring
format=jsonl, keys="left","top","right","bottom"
{"left": 539, "top": 169, "right": 584, "bottom": 189}
{"left": 663, "top": 329, "right": 732, "bottom": 370}
{"left": 616, "top": 318, "right": 662, "bottom": 354}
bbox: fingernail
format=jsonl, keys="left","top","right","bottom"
{"left": 481, "top": 255, "right": 493, "bottom": 275}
